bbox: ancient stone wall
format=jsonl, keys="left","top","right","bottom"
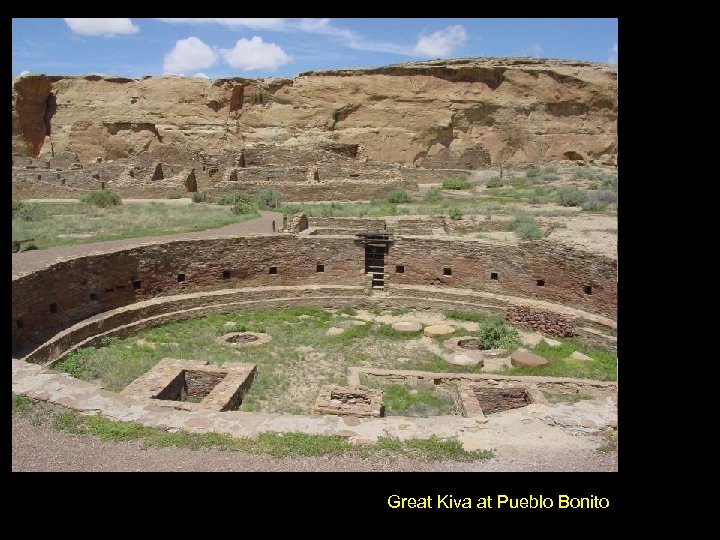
{"left": 308, "top": 217, "right": 386, "bottom": 230}
{"left": 12, "top": 234, "right": 616, "bottom": 357}
{"left": 505, "top": 305, "right": 575, "bottom": 337}
{"left": 388, "top": 237, "right": 616, "bottom": 317}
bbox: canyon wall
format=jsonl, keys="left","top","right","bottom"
{"left": 12, "top": 57, "right": 617, "bottom": 168}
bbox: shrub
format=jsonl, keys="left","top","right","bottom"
{"left": 448, "top": 206, "right": 463, "bottom": 220}
{"left": 22, "top": 243, "right": 38, "bottom": 251}
{"left": 486, "top": 177, "right": 504, "bottom": 188}
{"left": 543, "top": 174, "right": 561, "bottom": 182}
{"left": 256, "top": 189, "right": 282, "bottom": 210}
{"left": 231, "top": 194, "right": 257, "bottom": 215}
{"left": 557, "top": 187, "right": 587, "bottom": 207}
{"left": 582, "top": 190, "right": 617, "bottom": 211}
{"left": 541, "top": 165, "right": 558, "bottom": 174}
{"left": 166, "top": 189, "right": 183, "bottom": 199}
{"left": 386, "top": 188, "right": 411, "bottom": 203}
{"left": 588, "top": 182, "right": 599, "bottom": 191}
{"left": 12, "top": 200, "right": 46, "bottom": 221}
{"left": 81, "top": 190, "right": 122, "bottom": 208}
{"left": 424, "top": 187, "right": 443, "bottom": 202}
{"left": 512, "top": 215, "right": 543, "bottom": 240}
{"left": 476, "top": 317, "right": 522, "bottom": 351}
{"left": 191, "top": 191, "right": 206, "bottom": 203}
{"left": 526, "top": 167, "right": 539, "bottom": 178}
{"left": 601, "top": 175, "right": 618, "bottom": 192}
{"left": 442, "top": 177, "right": 472, "bottom": 190}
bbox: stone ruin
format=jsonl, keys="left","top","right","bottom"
{"left": 313, "top": 385, "right": 384, "bottom": 418}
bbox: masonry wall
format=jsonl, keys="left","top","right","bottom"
{"left": 12, "top": 235, "right": 365, "bottom": 354}
{"left": 12, "top": 234, "right": 616, "bottom": 356}
{"left": 387, "top": 237, "right": 616, "bottom": 317}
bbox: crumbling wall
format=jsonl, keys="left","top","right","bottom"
{"left": 505, "top": 305, "right": 575, "bottom": 337}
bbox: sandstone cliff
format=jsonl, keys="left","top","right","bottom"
{"left": 12, "top": 57, "right": 617, "bottom": 167}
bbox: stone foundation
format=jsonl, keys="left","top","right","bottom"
{"left": 506, "top": 305, "right": 575, "bottom": 337}
{"left": 313, "top": 385, "right": 384, "bottom": 417}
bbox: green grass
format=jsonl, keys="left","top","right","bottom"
{"left": 511, "top": 214, "right": 543, "bottom": 240}
{"left": 12, "top": 395, "right": 493, "bottom": 462}
{"left": 80, "top": 189, "right": 121, "bottom": 208}
{"left": 368, "top": 382, "right": 456, "bottom": 417}
{"left": 12, "top": 201, "right": 259, "bottom": 250}
{"left": 53, "top": 307, "right": 484, "bottom": 414}
{"left": 442, "top": 178, "right": 472, "bottom": 190}
{"left": 443, "top": 310, "right": 494, "bottom": 323}
{"left": 496, "top": 338, "right": 617, "bottom": 381}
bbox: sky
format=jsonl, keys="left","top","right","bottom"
{"left": 12, "top": 18, "right": 618, "bottom": 79}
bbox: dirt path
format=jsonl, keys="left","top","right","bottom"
{"left": 12, "top": 210, "right": 283, "bottom": 276}
{"left": 11, "top": 415, "right": 617, "bottom": 472}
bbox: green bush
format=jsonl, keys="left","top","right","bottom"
{"left": 22, "top": 243, "right": 38, "bottom": 251}
{"left": 476, "top": 317, "right": 522, "bottom": 351}
{"left": 448, "top": 206, "right": 463, "bottom": 220}
{"left": 557, "top": 187, "right": 587, "bottom": 207}
{"left": 80, "top": 190, "right": 122, "bottom": 208}
{"left": 386, "top": 188, "right": 411, "bottom": 204}
{"left": 424, "top": 186, "right": 443, "bottom": 202}
{"left": 12, "top": 200, "right": 46, "bottom": 221}
{"left": 511, "top": 215, "right": 543, "bottom": 240}
{"left": 486, "top": 177, "right": 504, "bottom": 188}
{"left": 526, "top": 167, "right": 539, "bottom": 178}
{"left": 166, "top": 189, "right": 183, "bottom": 199}
{"left": 256, "top": 189, "right": 282, "bottom": 210}
{"left": 541, "top": 165, "right": 558, "bottom": 174}
{"left": 231, "top": 194, "right": 257, "bottom": 215}
{"left": 442, "top": 177, "right": 472, "bottom": 190}
{"left": 191, "top": 191, "right": 206, "bottom": 203}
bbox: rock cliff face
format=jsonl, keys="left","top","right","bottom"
{"left": 12, "top": 57, "right": 617, "bottom": 167}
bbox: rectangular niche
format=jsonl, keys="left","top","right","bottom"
{"left": 490, "top": 272, "right": 499, "bottom": 280}
{"left": 536, "top": 279, "right": 545, "bottom": 287}
{"left": 269, "top": 266, "right": 278, "bottom": 275}
{"left": 177, "top": 273, "right": 186, "bottom": 282}
{"left": 316, "top": 264, "right": 325, "bottom": 273}
{"left": 133, "top": 280, "right": 142, "bottom": 290}
{"left": 584, "top": 285, "right": 593, "bottom": 295}
{"left": 122, "top": 358, "right": 256, "bottom": 412}
{"left": 443, "top": 267, "right": 452, "bottom": 276}
{"left": 223, "top": 270, "right": 231, "bottom": 280}
{"left": 395, "top": 265, "right": 405, "bottom": 274}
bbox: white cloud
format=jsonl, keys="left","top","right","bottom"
{"left": 413, "top": 25, "right": 467, "bottom": 57}
{"left": 158, "top": 18, "right": 286, "bottom": 30}
{"left": 163, "top": 37, "right": 217, "bottom": 74}
{"left": 194, "top": 72, "right": 210, "bottom": 79}
{"left": 220, "top": 36, "right": 290, "bottom": 71}
{"left": 608, "top": 43, "right": 618, "bottom": 65}
{"left": 523, "top": 43, "right": 544, "bottom": 58}
{"left": 63, "top": 18, "right": 139, "bottom": 37}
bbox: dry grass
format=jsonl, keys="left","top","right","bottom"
{"left": 12, "top": 201, "right": 257, "bottom": 249}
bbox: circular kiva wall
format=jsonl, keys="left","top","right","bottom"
{"left": 12, "top": 234, "right": 617, "bottom": 364}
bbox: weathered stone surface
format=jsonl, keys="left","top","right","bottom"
{"left": 313, "top": 385, "right": 384, "bottom": 417}
{"left": 448, "top": 353, "right": 483, "bottom": 367}
{"left": 424, "top": 324, "right": 455, "bottom": 337}
{"left": 506, "top": 305, "right": 575, "bottom": 337}
{"left": 543, "top": 337, "right": 562, "bottom": 347}
{"left": 392, "top": 321, "right": 422, "bottom": 333}
{"left": 570, "top": 351, "right": 592, "bottom": 361}
{"left": 326, "top": 327, "right": 344, "bottom": 336}
{"left": 511, "top": 351, "right": 549, "bottom": 368}
{"left": 12, "top": 59, "right": 617, "bottom": 165}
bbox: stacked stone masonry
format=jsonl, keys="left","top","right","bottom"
{"left": 12, "top": 234, "right": 616, "bottom": 357}
{"left": 505, "top": 305, "right": 575, "bottom": 337}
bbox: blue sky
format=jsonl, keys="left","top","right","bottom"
{"left": 12, "top": 18, "right": 618, "bottom": 79}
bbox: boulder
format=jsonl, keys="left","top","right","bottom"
{"left": 543, "top": 337, "right": 562, "bottom": 347}
{"left": 447, "top": 353, "right": 483, "bottom": 367}
{"left": 392, "top": 321, "right": 422, "bottom": 333}
{"left": 424, "top": 324, "right": 455, "bottom": 338}
{"left": 510, "top": 351, "right": 548, "bottom": 368}
{"left": 570, "top": 351, "right": 592, "bottom": 361}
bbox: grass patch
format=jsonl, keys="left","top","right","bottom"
{"left": 442, "top": 177, "right": 472, "bottom": 190}
{"left": 373, "top": 383, "right": 456, "bottom": 417}
{"left": 12, "top": 201, "right": 258, "bottom": 250}
{"left": 80, "top": 190, "right": 122, "bottom": 208}
{"left": 496, "top": 338, "right": 617, "bottom": 381}
{"left": 511, "top": 214, "right": 543, "bottom": 240}
{"left": 12, "top": 395, "right": 493, "bottom": 462}
{"left": 444, "top": 310, "right": 493, "bottom": 323}
{"left": 386, "top": 188, "right": 412, "bottom": 203}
